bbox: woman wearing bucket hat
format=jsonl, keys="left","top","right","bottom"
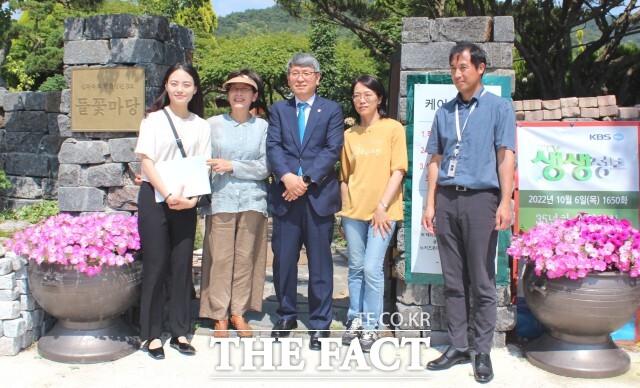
{"left": 199, "top": 69, "right": 270, "bottom": 338}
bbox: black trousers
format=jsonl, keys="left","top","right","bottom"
{"left": 434, "top": 186, "right": 499, "bottom": 353}
{"left": 137, "top": 182, "right": 196, "bottom": 341}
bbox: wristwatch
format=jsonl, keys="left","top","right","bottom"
{"left": 302, "top": 174, "right": 313, "bottom": 185}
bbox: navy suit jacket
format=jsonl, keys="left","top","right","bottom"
{"left": 266, "top": 96, "right": 344, "bottom": 217}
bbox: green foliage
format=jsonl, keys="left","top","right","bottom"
{"left": 513, "top": 48, "right": 535, "bottom": 101}
{"left": 602, "top": 42, "right": 640, "bottom": 106}
{"left": 1, "top": 1, "right": 219, "bottom": 91}
{"left": 2, "top": 1, "right": 79, "bottom": 90}
{"left": 277, "top": 0, "right": 640, "bottom": 102}
{"left": 215, "top": 6, "right": 309, "bottom": 37}
{"left": 198, "top": 32, "right": 308, "bottom": 109}
{"left": 197, "top": 25, "right": 378, "bottom": 118}
{"left": 0, "top": 2, "right": 12, "bottom": 44}
{"left": 309, "top": 17, "right": 380, "bottom": 115}
{"left": 194, "top": 218, "right": 204, "bottom": 250}
{"left": 97, "top": 0, "right": 143, "bottom": 14}
{"left": 174, "top": 0, "right": 217, "bottom": 38}
{"left": 0, "top": 170, "right": 11, "bottom": 190}
{"left": 204, "top": 103, "right": 228, "bottom": 121}
{"left": 334, "top": 39, "right": 383, "bottom": 117}
{"left": 310, "top": 18, "right": 341, "bottom": 108}
{"left": 3, "top": 53, "right": 35, "bottom": 90}
{"left": 136, "top": 0, "right": 181, "bottom": 19}
{"left": 333, "top": 219, "right": 346, "bottom": 247}
{"left": 0, "top": 201, "right": 59, "bottom": 224}
{"left": 38, "top": 73, "right": 66, "bottom": 91}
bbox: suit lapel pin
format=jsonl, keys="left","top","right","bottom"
{"left": 317, "top": 109, "right": 322, "bottom": 112}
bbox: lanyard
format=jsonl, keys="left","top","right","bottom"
{"left": 453, "top": 89, "right": 486, "bottom": 157}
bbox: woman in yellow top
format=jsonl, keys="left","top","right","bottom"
{"left": 340, "top": 75, "right": 408, "bottom": 352}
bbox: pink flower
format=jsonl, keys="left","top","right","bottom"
{"left": 507, "top": 214, "right": 640, "bottom": 279}
{"left": 7, "top": 213, "right": 140, "bottom": 277}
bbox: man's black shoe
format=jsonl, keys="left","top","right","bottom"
{"left": 474, "top": 353, "right": 494, "bottom": 383}
{"left": 426, "top": 346, "right": 471, "bottom": 370}
{"left": 308, "top": 330, "right": 329, "bottom": 351}
{"left": 271, "top": 319, "right": 298, "bottom": 339}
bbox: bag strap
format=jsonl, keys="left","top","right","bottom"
{"left": 162, "top": 107, "right": 187, "bottom": 158}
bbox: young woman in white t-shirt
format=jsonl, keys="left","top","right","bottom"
{"left": 134, "top": 63, "right": 211, "bottom": 360}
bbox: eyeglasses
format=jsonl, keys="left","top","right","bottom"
{"left": 288, "top": 71, "right": 318, "bottom": 79}
{"left": 229, "top": 87, "right": 253, "bottom": 94}
{"left": 352, "top": 93, "right": 377, "bottom": 102}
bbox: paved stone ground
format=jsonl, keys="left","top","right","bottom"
{"left": 3, "top": 245, "right": 640, "bottom": 387}
{"left": 194, "top": 245, "right": 352, "bottom": 337}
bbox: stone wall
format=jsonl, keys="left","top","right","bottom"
{"left": 0, "top": 225, "right": 47, "bottom": 355}
{"left": 57, "top": 14, "right": 194, "bottom": 213}
{"left": 513, "top": 95, "right": 640, "bottom": 121}
{"left": 395, "top": 16, "right": 516, "bottom": 347}
{"left": 0, "top": 90, "right": 64, "bottom": 210}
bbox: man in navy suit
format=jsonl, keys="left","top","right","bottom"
{"left": 266, "top": 53, "right": 344, "bottom": 350}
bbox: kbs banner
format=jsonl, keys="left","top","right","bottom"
{"left": 516, "top": 122, "right": 640, "bottom": 230}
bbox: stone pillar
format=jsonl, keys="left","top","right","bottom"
{"left": 395, "top": 16, "right": 516, "bottom": 347}
{"left": 57, "top": 14, "right": 195, "bottom": 213}
{"left": 398, "top": 16, "right": 515, "bottom": 124}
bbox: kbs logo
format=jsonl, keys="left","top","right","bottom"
{"left": 589, "top": 133, "right": 623, "bottom": 141}
{"left": 589, "top": 133, "right": 611, "bottom": 140}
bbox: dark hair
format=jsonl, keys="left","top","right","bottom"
{"left": 449, "top": 42, "right": 487, "bottom": 70}
{"left": 225, "top": 68, "right": 263, "bottom": 111}
{"left": 148, "top": 63, "right": 204, "bottom": 117}
{"left": 350, "top": 74, "right": 388, "bottom": 121}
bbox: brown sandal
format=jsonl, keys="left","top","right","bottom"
{"left": 214, "top": 319, "right": 229, "bottom": 338}
{"left": 230, "top": 315, "right": 253, "bottom": 338}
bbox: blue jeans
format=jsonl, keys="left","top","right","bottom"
{"left": 342, "top": 217, "right": 396, "bottom": 330}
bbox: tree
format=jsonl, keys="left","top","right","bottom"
{"left": 174, "top": 0, "right": 217, "bottom": 77}
{"left": 309, "top": 17, "right": 343, "bottom": 109}
{"left": 1, "top": 0, "right": 112, "bottom": 90}
{"left": 197, "top": 32, "right": 309, "bottom": 114}
{"left": 0, "top": 0, "right": 218, "bottom": 91}
{"left": 276, "top": 0, "right": 640, "bottom": 102}
{"left": 2, "top": 1, "right": 67, "bottom": 90}
{"left": 196, "top": 30, "right": 378, "bottom": 118}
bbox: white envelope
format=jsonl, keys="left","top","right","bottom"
{"left": 153, "top": 155, "right": 211, "bottom": 202}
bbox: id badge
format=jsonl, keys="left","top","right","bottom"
{"left": 447, "top": 158, "right": 457, "bottom": 177}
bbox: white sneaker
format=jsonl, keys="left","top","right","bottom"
{"left": 359, "top": 330, "right": 379, "bottom": 353}
{"left": 342, "top": 317, "right": 362, "bottom": 345}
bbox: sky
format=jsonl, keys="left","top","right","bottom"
{"left": 211, "top": 0, "right": 276, "bottom": 17}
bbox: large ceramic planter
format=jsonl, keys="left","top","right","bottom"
{"left": 523, "top": 264, "right": 640, "bottom": 378}
{"left": 28, "top": 259, "right": 144, "bottom": 364}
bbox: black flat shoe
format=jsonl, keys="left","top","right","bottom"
{"left": 271, "top": 319, "right": 298, "bottom": 339}
{"left": 426, "top": 346, "right": 470, "bottom": 370}
{"left": 170, "top": 337, "right": 196, "bottom": 355}
{"left": 146, "top": 339, "right": 165, "bottom": 360}
{"left": 474, "top": 353, "right": 494, "bottom": 383}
